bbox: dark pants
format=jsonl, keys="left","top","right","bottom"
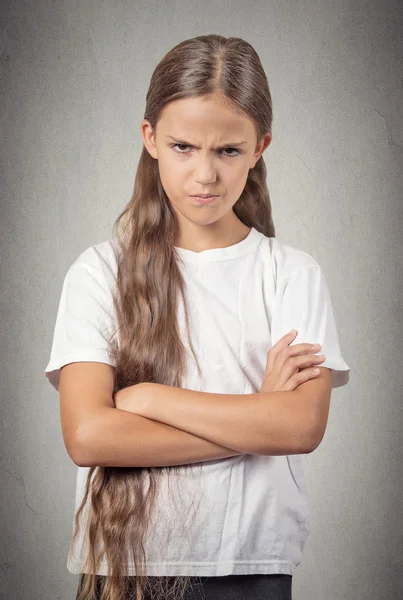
{"left": 75, "top": 573, "right": 292, "bottom": 599}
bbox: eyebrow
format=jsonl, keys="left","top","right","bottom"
{"left": 165, "top": 135, "right": 248, "bottom": 148}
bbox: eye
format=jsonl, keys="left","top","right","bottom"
{"left": 170, "top": 143, "right": 241, "bottom": 158}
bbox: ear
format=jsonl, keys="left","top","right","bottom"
{"left": 250, "top": 131, "right": 272, "bottom": 168}
{"left": 141, "top": 119, "right": 158, "bottom": 159}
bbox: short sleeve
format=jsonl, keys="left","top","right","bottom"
{"left": 271, "top": 264, "right": 350, "bottom": 389}
{"left": 44, "top": 260, "right": 117, "bottom": 392}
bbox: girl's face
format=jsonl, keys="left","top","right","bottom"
{"left": 141, "top": 93, "right": 271, "bottom": 237}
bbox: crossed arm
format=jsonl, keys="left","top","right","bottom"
{"left": 114, "top": 380, "right": 322, "bottom": 456}
{"left": 78, "top": 370, "right": 331, "bottom": 467}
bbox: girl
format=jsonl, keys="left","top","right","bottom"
{"left": 45, "top": 34, "right": 350, "bottom": 600}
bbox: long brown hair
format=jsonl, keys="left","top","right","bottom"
{"left": 73, "top": 34, "right": 275, "bottom": 600}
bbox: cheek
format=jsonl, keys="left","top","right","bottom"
{"left": 157, "top": 157, "right": 180, "bottom": 188}
{"left": 161, "top": 152, "right": 187, "bottom": 173}
{"left": 223, "top": 156, "right": 250, "bottom": 180}
{"left": 230, "top": 163, "right": 251, "bottom": 190}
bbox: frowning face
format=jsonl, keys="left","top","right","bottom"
{"left": 141, "top": 93, "right": 271, "bottom": 244}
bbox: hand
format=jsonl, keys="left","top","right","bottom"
{"left": 260, "top": 330, "right": 326, "bottom": 393}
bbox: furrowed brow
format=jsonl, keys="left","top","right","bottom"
{"left": 165, "top": 135, "right": 247, "bottom": 148}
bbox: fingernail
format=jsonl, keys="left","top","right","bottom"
{"left": 289, "top": 329, "right": 297, "bottom": 334}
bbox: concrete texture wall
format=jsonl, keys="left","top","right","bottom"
{"left": 1, "top": 1, "right": 402, "bottom": 598}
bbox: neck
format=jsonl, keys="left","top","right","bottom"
{"left": 174, "top": 217, "right": 251, "bottom": 253}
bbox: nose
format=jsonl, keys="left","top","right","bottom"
{"left": 194, "top": 155, "right": 217, "bottom": 185}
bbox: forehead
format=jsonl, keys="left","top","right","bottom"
{"left": 158, "top": 96, "right": 255, "bottom": 139}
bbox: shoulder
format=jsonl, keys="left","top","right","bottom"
{"left": 266, "top": 236, "right": 321, "bottom": 283}
{"left": 67, "top": 238, "right": 118, "bottom": 288}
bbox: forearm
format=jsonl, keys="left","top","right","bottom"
{"left": 131, "top": 383, "right": 313, "bottom": 455}
{"left": 76, "top": 406, "right": 243, "bottom": 468}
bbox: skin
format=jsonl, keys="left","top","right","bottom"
{"left": 140, "top": 91, "right": 272, "bottom": 252}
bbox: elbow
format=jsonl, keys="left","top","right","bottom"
{"left": 300, "top": 405, "right": 327, "bottom": 454}
{"left": 303, "top": 439, "right": 317, "bottom": 454}
{"left": 65, "top": 427, "right": 94, "bottom": 467}
{"left": 305, "top": 425, "right": 325, "bottom": 454}
{"left": 66, "top": 440, "right": 89, "bottom": 467}
{"left": 295, "top": 436, "right": 316, "bottom": 455}
{"left": 292, "top": 422, "right": 320, "bottom": 455}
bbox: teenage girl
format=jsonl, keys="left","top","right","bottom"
{"left": 45, "top": 34, "right": 350, "bottom": 600}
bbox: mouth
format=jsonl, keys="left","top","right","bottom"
{"left": 190, "top": 195, "right": 219, "bottom": 205}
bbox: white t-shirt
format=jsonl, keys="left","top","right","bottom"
{"left": 44, "top": 226, "right": 350, "bottom": 577}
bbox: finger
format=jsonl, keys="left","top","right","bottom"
{"left": 292, "top": 354, "right": 326, "bottom": 369}
{"left": 271, "top": 330, "right": 298, "bottom": 352}
{"left": 283, "top": 342, "right": 321, "bottom": 358}
{"left": 291, "top": 367, "right": 322, "bottom": 388}
{"left": 279, "top": 352, "right": 322, "bottom": 386}
{"left": 266, "top": 330, "right": 298, "bottom": 365}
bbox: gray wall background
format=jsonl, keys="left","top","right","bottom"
{"left": 1, "top": 1, "right": 402, "bottom": 599}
